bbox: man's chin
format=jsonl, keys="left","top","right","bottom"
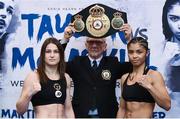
{"left": 89, "top": 53, "right": 100, "bottom": 59}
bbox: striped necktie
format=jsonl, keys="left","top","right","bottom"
{"left": 92, "top": 60, "right": 97, "bottom": 69}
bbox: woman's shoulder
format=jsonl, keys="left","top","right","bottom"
{"left": 121, "top": 73, "right": 129, "bottom": 83}
{"left": 122, "top": 73, "right": 129, "bottom": 79}
{"left": 148, "top": 69, "right": 162, "bottom": 77}
{"left": 148, "top": 69, "right": 164, "bottom": 82}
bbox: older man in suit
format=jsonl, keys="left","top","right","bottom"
{"left": 61, "top": 3, "right": 132, "bottom": 118}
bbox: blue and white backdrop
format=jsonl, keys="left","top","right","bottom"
{"left": 0, "top": 0, "right": 179, "bottom": 118}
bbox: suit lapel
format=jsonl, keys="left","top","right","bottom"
{"left": 81, "top": 57, "right": 99, "bottom": 85}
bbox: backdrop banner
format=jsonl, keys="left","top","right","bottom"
{"left": 0, "top": 0, "right": 179, "bottom": 118}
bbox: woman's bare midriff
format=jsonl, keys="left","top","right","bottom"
{"left": 34, "top": 104, "right": 64, "bottom": 118}
{"left": 125, "top": 101, "right": 155, "bottom": 118}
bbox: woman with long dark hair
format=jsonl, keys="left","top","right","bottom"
{"left": 16, "top": 37, "right": 74, "bottom": 118}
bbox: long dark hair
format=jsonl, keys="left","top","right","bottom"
{"left": 162, "top": 0, "right": 180, "bottom": 40}
{"left": 37, "top": 37, "right": 65, "bottom": 84}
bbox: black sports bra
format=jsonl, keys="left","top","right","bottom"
{"left": 31, "top": 78, "right": 67, "bottom": 106}
{"left": 122, "top": 68, "right": 155, "bottom": 103}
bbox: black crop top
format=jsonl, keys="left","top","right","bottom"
{"left": 31, "top": 78, "right": 67, "bottom": 106}
{"left": 122, "top": 68, "right": 155, "bottom": 103}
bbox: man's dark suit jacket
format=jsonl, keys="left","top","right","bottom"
{"left": 66, "top": 56, "right": 131, "bottom": 118}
